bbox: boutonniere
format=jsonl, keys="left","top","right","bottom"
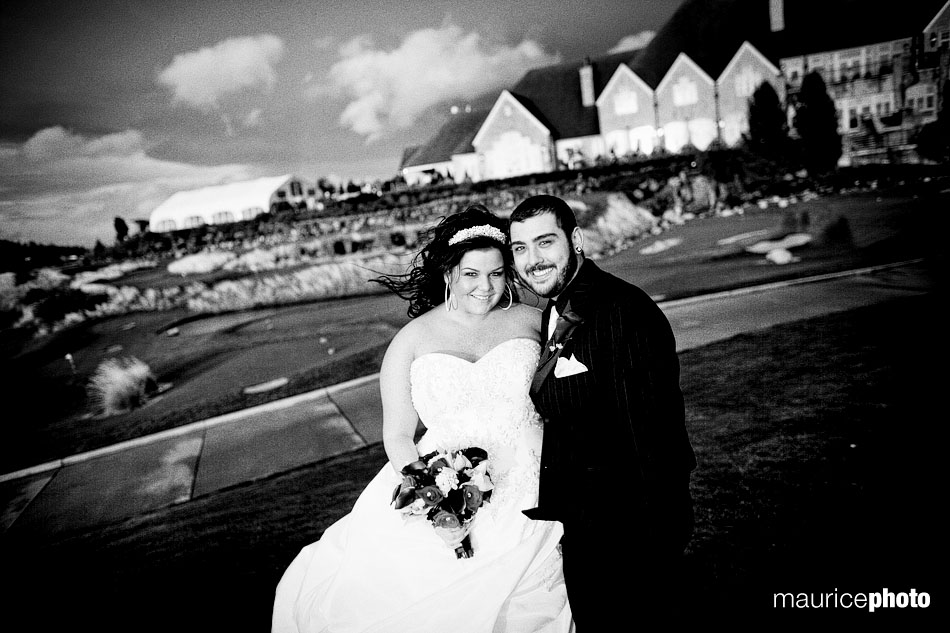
{"left": 549, "top": 307, "right": 585, "bottom": 352}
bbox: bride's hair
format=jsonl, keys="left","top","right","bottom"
{"left": 373, "top": 204, "right": 513, "bottom": 318}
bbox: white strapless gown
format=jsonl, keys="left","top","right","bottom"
{"left": 272, "top": 338, "right": 573, "bottom": 632}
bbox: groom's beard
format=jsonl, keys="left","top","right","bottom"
{"left": 521, "top": 247, "right": 578, "bottom": 299}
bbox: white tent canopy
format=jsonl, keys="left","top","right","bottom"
{"left": 148, "top": 174, "right": 313, "bottom": 233}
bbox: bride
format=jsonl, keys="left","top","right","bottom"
{"left": 272, "top": 205, "right": 574, "bottom": 632}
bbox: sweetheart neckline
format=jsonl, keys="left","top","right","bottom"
{"left": 412, "top": 337, "right": 540, "bottom": 367}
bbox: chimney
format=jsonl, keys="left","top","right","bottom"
{"left": 769, "top": 0, "right": 785, "bottom": 32}
{"left": 579, "top": 58, "right": 595, "bottom": 107}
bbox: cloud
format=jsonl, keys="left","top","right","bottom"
{"left": 0, "top": 127, "right": 256, "bottom": 246}
{"left": 157, "top": 35, "right": 285, "bottom": 135}
{"left": 22, "top": 127, "right": 145, "bottom": 163}
{"left": 312, "top": 24, "right": 559, "bottom": 141}
{"left": 608, "top": 31, "right": 656, "bottom": 54}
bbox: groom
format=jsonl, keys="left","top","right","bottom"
{"left": 509, "top": 195, "right": 696, "bottom": 628}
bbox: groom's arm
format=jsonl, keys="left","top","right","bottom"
{"left": 603, "top": 295, "right": 695, "bottom": 490}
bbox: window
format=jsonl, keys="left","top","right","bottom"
{"left": 290, "top": 181, "right": 303, "bottom": 196}
{"left": 926, "top": 95, "right": 934, "bottom": 110}
{"left": 848, "top": 108, "right": 858, "bottom": 129}
{"left": 156, "top": 220, "right": 177, "bottom": 232}
{"left": 212, "top": 211, "right": 234, "bottom": 224}
{"left": 671, "top": 76, "right": 698, "bottom": 107}
{"left": 185, "top": 216, "right": 205, "bottom": 228}
{"left": 734, "top": 65, "right": 762, "bottom": 98}
{"left": 613, "top": 89, "right": 639, "bottom": 115}
{"left": 242, "top": 207, "right": 261, "bottom": 220}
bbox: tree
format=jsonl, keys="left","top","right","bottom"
{"left": 793, "top": 72, "right": 842, "bottom": 177}
{"left": 748, "top": 82, "right": 789, "bottom": 161}
{"left": 913, "top": 79, "right": 950, "bottom": 163}
{"left": 114, "top": 217, "right": 129, "bottom": 243}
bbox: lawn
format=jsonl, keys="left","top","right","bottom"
{"left": 1, "top": 292, "right": 940, "bottom": 629}
{"left": 1, "top": 186, "right": 946, "bottom": 475}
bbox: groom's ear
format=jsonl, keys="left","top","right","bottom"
{"left": 570, "top": 226, "right": 584, "bottom": 253}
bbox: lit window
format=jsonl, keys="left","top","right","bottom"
{"left": 613, "top": 89, "right": 639, "bottom": 115}
{"left": 671, "top": 76, "right": 698, "bottom": 107}
{"left": 212, "top": 211, "right": 234, "bottom": 224}
{"left": 734, "top": 65, "right": 762, "bottom": 98}
{"left": 186, "top": 216, "right": 205, "bottom": 228}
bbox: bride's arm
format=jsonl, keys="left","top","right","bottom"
{"left": 380, "top": 325, "right": 423, "bottom": 476}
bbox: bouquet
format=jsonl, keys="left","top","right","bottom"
{"left": 391, "top": 447, "right": 494, "bottom": 558}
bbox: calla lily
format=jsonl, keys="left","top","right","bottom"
{"left": 452, "top": 453, "right": 472, "bottom": 471}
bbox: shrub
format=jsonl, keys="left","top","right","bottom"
{"left": 31, "top": 287, "right": 109, "bottom": 326}
{"left": 87, "top": 356, "right": 158, "bottom": 416}
{"left": 820, "top": 216, "right": 853, "bottom": 246}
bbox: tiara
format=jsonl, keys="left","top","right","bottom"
{"left": 448, "top": 225, "right": 506, "bottom": 246}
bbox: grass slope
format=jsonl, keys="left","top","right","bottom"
{"left": 2, "top": 293, "right": 941, "bottom": 629}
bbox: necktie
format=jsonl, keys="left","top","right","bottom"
{"left": 547, "top": 304, "right": 559, "bottom": 342}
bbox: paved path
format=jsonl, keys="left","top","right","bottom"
{"left": 0, "top": 259, "right": 936, "bottom": 540}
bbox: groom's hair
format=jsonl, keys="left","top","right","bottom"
{"left": 508, "top": 194, "right": 578, "bottom": 236}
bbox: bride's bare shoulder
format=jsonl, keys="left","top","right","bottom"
{"left": 501, "top": 302, "right": 542, "bottom": 338}
{"left": 388, "top": 309, "right": 441, "bottom": 355}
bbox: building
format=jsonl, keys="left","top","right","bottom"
{"left": 774, "top": 0, "right": 949, "bottom": 164}
{"left": 400, "top": 0, "right": 948, "bottom": 181}
{"left": 148, "top": 175, "right": 317, "bottom": 233}
{"left": 400, "top": 106, "right": 488, "bottom": 186}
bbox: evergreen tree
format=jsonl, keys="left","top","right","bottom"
{"left": 793, "top": 72, "right": 842, "bottom": 176}
{"left": 748, "top": 81, "right": 789, "bottom": 160}
{"left": 114, "top": 217, "right": 129, "bottom": 242}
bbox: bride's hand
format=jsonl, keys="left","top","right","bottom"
{"left": 433, "top": 524, "right": 471, "bottom": 548}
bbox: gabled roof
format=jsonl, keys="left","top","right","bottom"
{"left": 633, "top": 0, "right": 773, "bottom": 88}
{"left": 399, "top": 146, "right": 422, "bottom": 171}
{"left": 401, "top": 108, "right": 488, "bottom": 169}
{"left": 596, "top": 64, "right": 654, "bottom": 107}
{"left": 508, "top": 49, "right": 640, "bottom": 139}
{"left": 924, "top": 0, "right": 950, "bottom": 32}
{"left": 632, "top": 0, "right": 947, "bottom": 87}
{"left": 655, "top": 52, "right": 715, "bottom": 96}
{"left": 150, "top": 175, "right": 297, "bottom": 221}
{"left": 719, "top": 41, "right": 781, "bottom": 82}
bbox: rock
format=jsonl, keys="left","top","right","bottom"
{"left": 765, "top": 248, "right": 797, "bottom": 265}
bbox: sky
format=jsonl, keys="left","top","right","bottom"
{"left": 0, "top": 0, "right": 685, "bottom": 247}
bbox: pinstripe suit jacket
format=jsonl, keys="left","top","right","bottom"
{"left": 524, "top": 260, "right": 696, "bottom": 522}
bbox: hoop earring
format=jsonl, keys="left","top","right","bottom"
{"left": 444, "top": 283, "right": 452, "bottom": 312}
{"left": 501, "top": 282, "right": 513, "bottom": 311}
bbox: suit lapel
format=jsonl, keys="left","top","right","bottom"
{"left": 531, "top": 261, "right": 601, "bottom": 397}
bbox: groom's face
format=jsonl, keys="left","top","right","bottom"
{"left": 509, "top": 212, "right": 579, "bottom": 299}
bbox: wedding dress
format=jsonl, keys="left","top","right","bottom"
{"left": 272, "top": 337, "right": 573, "bottom": 632}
